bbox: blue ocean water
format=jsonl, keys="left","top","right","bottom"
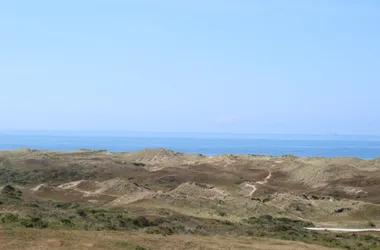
{"left": 1, "top": 131, "right": 380, "bottom": 159}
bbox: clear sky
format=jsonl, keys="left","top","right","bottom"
{"left": 1, "top": 1, "right": 379, "bottom": 135}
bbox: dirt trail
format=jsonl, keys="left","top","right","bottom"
{"left": 246, "top": 169, "right": 272, "bottom": 196}
{"left": 244, "top": 183, "right": 257, "bottom": 196}
{"left": 306, "top": 228, "right": 380, "bottom": 232}
{"left": 257, "top": 171, "right": 272, "bottom": 185}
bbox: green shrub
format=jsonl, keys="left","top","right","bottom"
{"left": 136, "top": 246, "right": 147, "bottom": 250}
{"left": 2, "top": 185, "right": 16, "bottom": 193}
{"left": 70, "top": 203, "right": 80, "bottom": 209}
{"left": 367, "top": 221, "right": 376, "bottom": 228}
{"left": 158, "top": 225, "right": 173, "bottom": 235}
{"left": 76, "top": 209, "right": 87, "bottom": 218}
{"left": 118, "top": 217, "right": 133, "bottom": 228}
{"left": 132, "top": 216, "right": 151, "bottom": 227}
{"left": 1, "top": 213, "right": 19, "bottom": 224}
{"left": 259, "top": 215, "right": 273, "bottom": 220}
{"left": 217, "top": 210, "right": 226, "bottom": 217}
{"left": 114, "top": 242, "right": 147, "bottom": 249}
{"left": 27, "top": 202, "right": 39, "bottom": 208}
{"left": 19, "top": 216, "right": 48, "bottom": 228}
{"left": 60, "top": 218, "right": 73, "bottom": 226}
{"left": 1, "top": 185, "right": 22, "bottom": 201}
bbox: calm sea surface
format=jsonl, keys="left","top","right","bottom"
{"left": 1, "top": 131, "right": 380, "bottom": 159}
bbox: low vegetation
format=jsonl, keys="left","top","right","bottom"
{"left": 1, "top": 196, "right": 380, "bottom": 249}
{"left": 0, "top": 166, "right": 97, "bottom": 185}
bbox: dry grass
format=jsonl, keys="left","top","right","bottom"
{"left": 0, "top": 227, "right": 336, "bottom": 250}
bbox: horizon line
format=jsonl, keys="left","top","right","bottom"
{"left": 0, "top": 129, "right": 379, "bottom": 137}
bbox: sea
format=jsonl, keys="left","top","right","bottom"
{"left": 1, "top": 131, "right": 380, "bottom": 159}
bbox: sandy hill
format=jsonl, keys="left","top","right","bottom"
{"left": 1, "top": 148, "right": 380, "bottom": 227}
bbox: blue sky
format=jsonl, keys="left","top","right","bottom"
{"left": 1, "top": 1, "right": 379, "bottom": 135}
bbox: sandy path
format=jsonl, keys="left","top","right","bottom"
{"left": 244, "top": 183, "right": 257, "bottom": 196}
{"left": 306, "top": 228, "right": 380, "bottom": 232}
{"left": 256, "top": 171, "right": 272, "bottom": 185}
{"left": 246, "top": 169, "right": 272, "bottom": 196}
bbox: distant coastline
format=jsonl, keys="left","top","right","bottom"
{"left": 1, "top": 147, "right": 379, "bottom": 161}
{"left": 1, "top": 132, "right": 380, "bottom": 159}
{"left": 1, "top": 130, "right": 380, "bottom": 138}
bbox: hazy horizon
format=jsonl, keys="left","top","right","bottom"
{"left": 1, "top": 1, "right": 379, "bottom": 135}
{"left": 2, "top": 129, "right": 380, "bottom": 138}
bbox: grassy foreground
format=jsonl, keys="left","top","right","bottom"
{"left": 2, "top": 185, "right": 380, "bottom": 249}
{"left": 1, "top": 203, "right": 380, "bottom": 249}
{"left": 0, "top": 227, "right": 336, "bottom": 250}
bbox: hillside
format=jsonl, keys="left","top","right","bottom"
{"left": 1, "top": 149, "right": 380, "bottom": 249}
